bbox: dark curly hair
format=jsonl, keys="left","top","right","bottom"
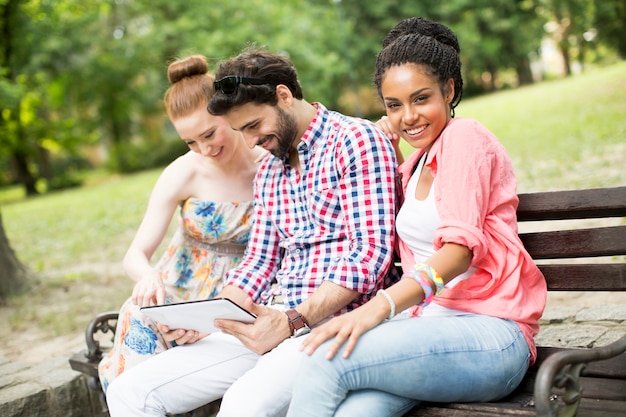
{"left": 374, "top": 17, "right": 464, "bottom": 114}
{"left": 208, "top": 47, "right": 303, "bottom": 116}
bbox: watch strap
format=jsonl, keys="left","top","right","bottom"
{"left": 286, "top": 309, "right": 309, "bottom": 336}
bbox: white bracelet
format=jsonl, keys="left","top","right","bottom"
{"left": 377, "top": 289, "right": 395, "bottom": 320}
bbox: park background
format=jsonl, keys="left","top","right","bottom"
{"left": 0, "top": 0, "right": 625, "bottom": 363}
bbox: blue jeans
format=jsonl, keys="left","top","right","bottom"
{"left": 286, "top": 313, "right": 530, "bottom": 417}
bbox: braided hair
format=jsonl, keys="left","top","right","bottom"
{"left": 374, "top": 18, "right": 463, "bottom": 115}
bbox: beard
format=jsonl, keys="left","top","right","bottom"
{"left": 269, "top": 106, "right": 299, "bottom": 160}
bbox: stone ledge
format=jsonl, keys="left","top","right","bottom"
{"left": 534, "top": 323, "right": 626, "bottom": 348}
{"left": 576, "top": 304, "right": 626, "bottom": 322}
{"left": 536, "top": 303, "right": 626, "bottom": 348}
{"left": 0, "top": 353, "right": 221, "bottom": 416}
{"left": 0, "top": 357, "right": 105, "bottom": 417}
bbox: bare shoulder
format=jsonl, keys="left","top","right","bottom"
{"left": 155, "top": 151, "right": 199, "bottom": 192}
{"left": 163, "top": 151, "right": 200, "bottom": 174}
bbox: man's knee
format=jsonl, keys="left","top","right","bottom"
{"left": 218, "top": 386, "right": 289, "bottom": 417}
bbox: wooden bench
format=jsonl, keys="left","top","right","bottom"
{"left": 405, "top": 185, "right": 626, "bottom": 417}
{"left": 69, "top": 186, "right": 626, "bottom": 417}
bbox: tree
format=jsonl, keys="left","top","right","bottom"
{"left": 327, "top": 0, "right": 547, "bottom": 97}
{"left": 2, "top": 0, "right": 624, "bottom": 196}
{"left": 1, "top": 0, "right": 97, "bottom": 195}
{"left": 1, "top": 0, "right": 38, "bottom": 195}
{"left": 546, "top": 0, "right": 596, "bottom": 75}
{"left": 0, "top": 210, "right": 33, "bottom": 303}
{"left": 1, "top": 0, "right": 355, "bottom": 192}
{"left": 594, "top": 0, "right": 626, "bottom": 58}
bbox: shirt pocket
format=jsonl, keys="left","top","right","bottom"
{"left": 308, "top": 187, "right": 341, "bottom": 231}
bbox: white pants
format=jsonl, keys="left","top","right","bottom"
{"left": 106, "top": 331, "right": 306, "bottom": 417}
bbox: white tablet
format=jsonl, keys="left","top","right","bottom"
{"left": 140, "top": 298, "right": 256, "bottom": 333}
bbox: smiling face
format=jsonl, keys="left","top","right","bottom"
{"left": 224, "top": 101, "right": 299, "bottom": 160}
{"left": 381, "top": 63, "right": 454, "bottom": 152}
{"left": 172, "top": 104, "right": 242, "bottom": 162}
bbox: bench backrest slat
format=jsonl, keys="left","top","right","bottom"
{"left": 517, "top": 186, "right": 626, "bottom": 221}
{"left": 515, "top": 187, "right": 626, "bottom": 294}
{"left": 538, "top": 264, "right": 626, "bottom": 291}
{"left": 519, "top": 226, "right": 626, "bottom": 259}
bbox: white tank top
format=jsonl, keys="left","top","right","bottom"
{"left": 396, "top": 155, "right": 474, "bottom": 317}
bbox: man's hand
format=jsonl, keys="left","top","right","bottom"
{"left": 156, "top": 323, "right": 206, "bottom": 346}
{"left": 215, "top": 297, "right": 291, "bottom": 354}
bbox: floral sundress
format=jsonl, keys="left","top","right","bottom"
{"left": 98, "top": 198, "right": 253, "bottom": 392}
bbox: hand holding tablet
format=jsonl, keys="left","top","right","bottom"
{"left": 140, "top": 298, "right": 256, "bottom": 333}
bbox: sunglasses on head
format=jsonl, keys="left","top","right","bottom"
{"left": 213, "top": 76, "right": 272, "bottom": 95}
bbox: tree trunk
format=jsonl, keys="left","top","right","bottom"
{"left": 559, "top": 40, "right": 572, "bottom": 76}
{"left": 12, "top": 146, "right": 39, "bottom": 196}
{"left": 515, "top": 57, "right": 534, "bottom": 86}
{"left": 0, "top": 211, "right": 34, "bottom": 303}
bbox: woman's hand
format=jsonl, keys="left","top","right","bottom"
{"left": 376, "top": 116, "right": 400, "bottom": 144}
{"left": 299, "top": 299, "right": 388, "bottom": 360}
{"left": 131, "top": 270, "right": 166, "bottom": 307}
{"left": 376, "top": 116, "right": 404, "bottom": 164}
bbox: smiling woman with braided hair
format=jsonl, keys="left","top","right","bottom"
{"left": 286, "top": 17, "right": 547, "bottom": 417}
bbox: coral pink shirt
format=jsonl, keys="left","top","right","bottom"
{"left": 396, "top": 118, "right": 547, "bottom": 364}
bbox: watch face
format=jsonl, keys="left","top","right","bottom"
{"left": 293, "top": 325, "right": 311, "bottom": 338}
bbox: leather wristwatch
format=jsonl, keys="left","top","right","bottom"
{"left": 285, "top": 309, "right": 310, "bottom": 338}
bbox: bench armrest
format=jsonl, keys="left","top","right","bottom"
{"left": 534, "top": 334, "right": 626, "bottom": 417}
{"left": 85, "top": 311, "right": 119, "bottom": 361}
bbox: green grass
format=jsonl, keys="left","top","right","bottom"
{"left": 0, "top": 169, "right": 171, "bottom": 335}
{"left": 0, "top": 185, "right": 25, "bottom": 205}
{"left": 2, "top": 170, "right": 162, "bottom": 273}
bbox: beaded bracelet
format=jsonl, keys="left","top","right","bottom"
{"left": 377, "top": 289, "right": 396, "bottom": 320}
{"left": 413, "top": 273, "right": 434, "bottom": 306}
{"left": 412, "top": 263, "right": 445, "bottom": 296}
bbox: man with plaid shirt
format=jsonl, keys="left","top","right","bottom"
{"left": 107, "top": 47, "right": 397, "bottom": 417}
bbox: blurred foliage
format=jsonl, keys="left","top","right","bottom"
{"left": 0, "top": 0, "right": 624, "bottom": 197}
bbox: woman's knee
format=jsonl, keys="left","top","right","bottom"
{"left": 297, "top": 344, "right": 343, "bottom": 386}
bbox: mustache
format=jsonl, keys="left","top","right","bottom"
{"left": 257, "top": 135, "right": 274, "bottom": 147}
